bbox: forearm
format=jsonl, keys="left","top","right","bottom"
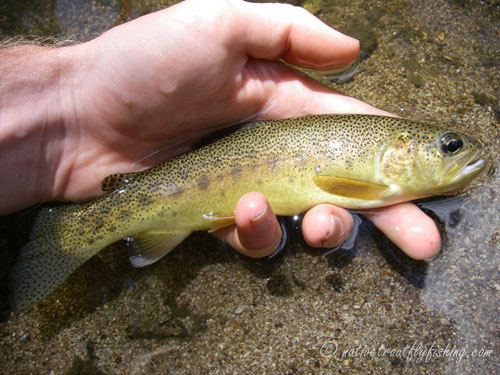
{"left": 0, "top": 45, "right": 77, "bottom": 215}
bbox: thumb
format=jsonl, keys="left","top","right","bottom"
{"left": 238, "top": 1, "right": 359, "bottom": 69}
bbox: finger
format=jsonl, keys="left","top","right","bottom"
{"left": 362, "top": 203, "right": 441, "bottom": 260}
{"left": 212, "top": 192, "right": 282, "bottom": 258}
{"left": 301, "top": 204, "right": 353, "bottom": 248}
{"left": 239, "top": 1, "right": 359, "bottom": 69}
{"left": 239, "top": 59, "right": 394, "bottom": 119}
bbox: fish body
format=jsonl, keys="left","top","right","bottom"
{"left": 10, "top": 115, "right": 488, "bottom": 310}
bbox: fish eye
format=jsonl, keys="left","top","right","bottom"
{"left": 439, "top": 132, "right": 464, "bottom": 155}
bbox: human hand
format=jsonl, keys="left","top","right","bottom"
{"left": 35, "top": 0, "right": 440, "bottom": 259}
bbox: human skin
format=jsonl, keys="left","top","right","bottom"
{"left": 0, "top": 0, "right": 440, "bottom": 259}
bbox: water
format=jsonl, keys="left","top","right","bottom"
{"left": 0, "top": 0, "right": 498, "bottom": 374}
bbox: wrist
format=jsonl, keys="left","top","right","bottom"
{"left": 0, "top": 44, "right": 86, "bottom": 214}
{"left": 48, "top": 43, "right": 97, "bottom": 200}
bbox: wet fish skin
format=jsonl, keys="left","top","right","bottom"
{"left": 9, "top": 114, "right": 488, "bottom": 311}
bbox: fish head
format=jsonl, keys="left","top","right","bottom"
{"left": 378, "top": 125, "right": 489, "bottom": 197}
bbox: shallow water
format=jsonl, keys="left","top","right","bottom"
{"left": 0, "top": 0, "right": 499, "bottom": 374}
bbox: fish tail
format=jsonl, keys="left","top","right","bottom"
{"left": 9, "top": 236, "right": 92, "bottom": 311}
{"left": 9, "top": 204, "right": 110, "bottom": 311}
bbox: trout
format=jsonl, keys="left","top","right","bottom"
{"left": 10, "top": 115, "right": 488, "bottom": 310}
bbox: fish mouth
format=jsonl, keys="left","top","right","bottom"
{"left": 448, "top": 156, "right": 488, "bottom": 187}
{"left": 462, "top": 158, "right": 487, "bottom": 176}
{"left": 441, "top": 158, "right": 487, "bottom": 195}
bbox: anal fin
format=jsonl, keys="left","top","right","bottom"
{"left": 127, "top": 230, "right": 191, "bottom": 268}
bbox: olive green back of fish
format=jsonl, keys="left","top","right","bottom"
{"left": 9, "top": 115, "right": 487, "bottom": 311}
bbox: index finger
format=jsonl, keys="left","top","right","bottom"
{"left": 362, "top": 203, "right": 441, "bottom": 260}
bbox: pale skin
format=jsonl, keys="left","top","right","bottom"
{"left": 0, "top": 0, "right": 440, "bottom": 260}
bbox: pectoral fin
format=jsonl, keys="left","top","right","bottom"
{"left": 203, "top": 213, "right": 235, "bottom": 232}
{"left": 313, "top": 175, "right": 389, "bottom": 200}
{"left": 128, "top": 230, "right": 191, "bottom": 268}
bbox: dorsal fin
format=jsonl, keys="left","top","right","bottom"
{"left": 101, "top": 173, "right": 134, "bottom": 192}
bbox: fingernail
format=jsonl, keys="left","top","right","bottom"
{"left": 322, "top": 216, "right": 343, "bottom": 248}
{"left": 251, "top": 204, "right": 271, "bottom": 232}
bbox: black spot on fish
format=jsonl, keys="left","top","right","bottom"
{"left": 177, "top": 168, "right": 189, "bottom": 180}
{"left": 119, "top": 210, "right": 131, "bottom": 219}
{"left": 210, "top": 158, "right": 223, "bottom": 168}
{"left": 137, "top": 193, "right": 153, "bottom": 206}
{"left": 110, "top": 194, "right": 125, "bottom": 207}
{"left": 345, "top": 157, "right": 354, "bottom": 169}
{"left": 92, "top": 218, "right": 105, "bottom": 234}
{"left": 245, "top": 147, "right": 257, "bottom": 159}
{"left": 98, "top": 205, "right": 112, "bottom": 215}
